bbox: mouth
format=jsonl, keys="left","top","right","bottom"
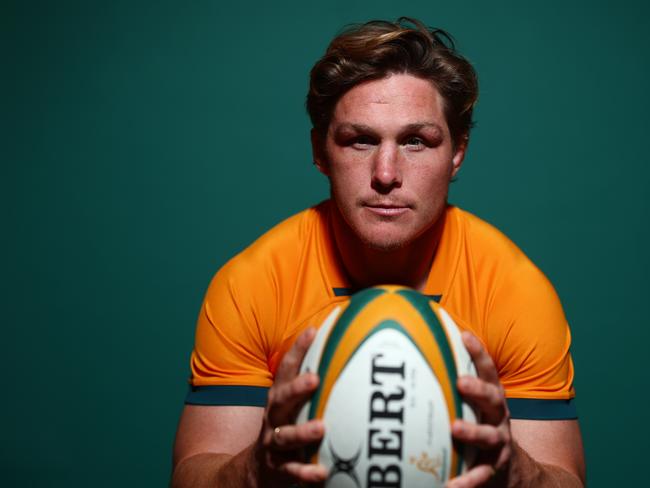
{"left": 363, "top": 202, "right": 411, "bottom": 217}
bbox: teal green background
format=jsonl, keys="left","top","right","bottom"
{"left": 4, "top": 0, "right": 649, "bottom": 485}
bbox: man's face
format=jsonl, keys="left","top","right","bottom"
{"left": 314, "top": 73, "right": 465, "bottom": 252}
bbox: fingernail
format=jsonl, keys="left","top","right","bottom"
{"left": 306, "top": 373, "right": 319, "bottom": 388}
{"left": 310, "top": 420, "right": 323, "bottom": 435}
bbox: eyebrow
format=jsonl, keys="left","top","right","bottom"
{"left": 334, "top": 122, "right": 444, "bottom": 135}
{"left": 404, "top": 122, "right": 444, "bottom": 133}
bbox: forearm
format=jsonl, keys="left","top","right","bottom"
{"left": 171, "top": 446, "right": 257, "bottom": 488}
{"left": 507, "top": 442, "right": 584, "bottom": 488}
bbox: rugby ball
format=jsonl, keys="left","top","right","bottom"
{"left": 297, "top": 285, "right": 478, "bottom": 487}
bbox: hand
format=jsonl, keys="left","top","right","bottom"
{"left": 253, "top": 327, "right": 328, "bottom": 486}
{"left": 447, "top": 332, "right": 512, "bottom": 488}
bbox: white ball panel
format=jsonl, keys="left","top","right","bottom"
{"left": 320, "top": 328, "right": 451, "bottom": 487}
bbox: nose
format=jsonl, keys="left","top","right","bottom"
{"left": 371, "top": 143, "right": 402, "bottom": 193}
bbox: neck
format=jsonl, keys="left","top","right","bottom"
{"left": 331, "top": 206, "right": 444, "bottom": 292}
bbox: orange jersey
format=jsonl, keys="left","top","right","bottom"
{"left": 188, "top": 201, "right": 576, "bottom": 419}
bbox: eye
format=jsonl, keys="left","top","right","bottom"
{"left": 351, "top": 135, "right": 377, "bottom": 149}
{"left": 403, "top": 136, "right": 425, "bottom": 149}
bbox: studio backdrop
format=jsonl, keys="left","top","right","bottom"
{"left": 4, "top": 1, "right": 649, "bottom": 486}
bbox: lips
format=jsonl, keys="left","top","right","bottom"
{"left": 363, "top": 202, "right": 411, "bottom": 217}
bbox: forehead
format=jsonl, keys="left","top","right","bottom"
{"left": 330, "top": 74, "right": 447, "bottom": 130}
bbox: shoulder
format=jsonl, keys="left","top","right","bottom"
{"left": 201, "top": 202, "right": 332, "bottom": 329}
{"left": 446, "top": 206, "right": 568, "bottom": 353}
{"left": 214, "top": 203, "right": 327, "bottom": 289}
{"left": 452, "top": 207, "right": 527, "bottom": 262}
{"left": 194, "top": 203, "right": 328, "bottom": 368}
{"left": 451, "top": 206, "right": 551, "bottom": 290}
{"left": 453, "top": 208, "right": 573, "bottom": 395}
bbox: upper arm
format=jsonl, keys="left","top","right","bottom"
{"left": 511, "top": 418, "right": 586, "bottom": 484}
{"left": 488, "top": 262, "right": 575, "bottom": 402}
{"left": 173, "top": 405, "right": 264, "bottom": 468}
{"left": 190, "top": 266, "right": 276, "bottom": 390}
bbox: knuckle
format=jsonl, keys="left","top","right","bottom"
{"left": 480, "top": 381, "right": 493, "bottom": 398}
{"left": 269, "top": 384, "right": 289, "bottom": 407}
{"left": 263, "top": 423, "right": 274, "bottom": 442}
{"left": 285, "top": 380, "right": 297, "bottom": 398}
{"left": 293, "top": 424, "right": 309, "bottom": 444}
{"left": 267, "top": 389, "right": 278, "bottom": 405}
{"left": 282, "top": 356, "right": 298, "bottom": 374}
{"left": 495, "top": 429, "right": 507, "bottom": 446}
{"left": 296, "top": 337, "right": 310, "bottom": 356}
{"left": 277, "top": 462, "right": 291, "bottom": 476}
{"left": 265, "top": 399, "right": 282, "bottom": 423}
{"left": 288, "top": 378, "right": 303, "bottom": 397}
{"left": 477, "top": 352, "right": 492, "bottom": 369}
{"left": 295, "top": 422, "right": 319, "bottom": 444}
{"left": 461, "top": 377, "right": 480, "bottom": 397}
{"left": 467, "top": 427, "right": 480, "bottom": 444}
{"left": 262, "top": 435, "right": 272, "bottom": 449}
{"left": 502, "top": 409, "right": 511, "bottom": 424}
{"left": 487, "top": 428, "right": 501, "bottom": 445}
{"left": 502, "top": 428, "right": 512, "bottom": 446}
{"left": 503, "top": 400, "right": 511, "bottom": 417}
{"left": 503, "top": 443, "right": 512, "bottom": 459}
{"left": 489, "top": 387, "right": 503, "bottom": 407}
{"left": 275, "top": 359, "right": 292, "bottom": 379}
{"left": 466, "top": 425, "right": 479, "bottom": 442}
{"left": 296, "top": 373, "right": 311, "bottom": 392}
{"left": 262, "top": 416, "right": 274, "bottom": 439}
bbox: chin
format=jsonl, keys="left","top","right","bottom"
{"left": 357, "top": 230, "right": 414, "bottom": 253}
{"left": 336, "top": 206, "right": 428, "bottom": 253}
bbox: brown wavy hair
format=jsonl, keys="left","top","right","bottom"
{"left": 307, "top": 17, "right": 478, "bottom": 148}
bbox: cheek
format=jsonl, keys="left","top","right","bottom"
{"left": 328, "top": 162, "right": 370, "bottom": 200}
{"left": 330, "top": 171, "right": 362, "bottom": 208}
{"left": 411, "top": 163, "right": 452, "bottom": 194}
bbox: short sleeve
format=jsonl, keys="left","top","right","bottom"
{"left": 487, "top": 258, "right": 576, "bottom": 419}
{"left": 185, "top": 259, "right": 275, "bottom": 406}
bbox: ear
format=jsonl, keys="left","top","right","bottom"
{"left": 311, "top": 129, "right": 329, "bottom": 176}
{"left": 450, "top": 138, "right": 467, "bottom": 179}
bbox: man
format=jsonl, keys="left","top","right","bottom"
{"left": 172, "top": 18, "right": 585, "bottom": 487}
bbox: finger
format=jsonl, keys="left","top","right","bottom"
{"left": 446, "top": 464, "right": 495, "bottom": 488}
{"left": 271, "top": 420, "right": 325, "bottom": 451}
{"left": 280, "top": 461, "right": 329, "bottom": 483}
{"left": 275, "top": 327, "right": 317, "bottom": 383}
{"left": 456, "top": 375, "right": 505, "bottom": 425}
{"left": 462, "top": 332, "right": 499, "bottom": 385}
{"left": 272, "top": 371, "right": 320, "bottom": 407}
{"left": 451, "top": 419, "right": 508, "bottom": 450}
{"left": 267, "top": 371, "right": 320, "bottom": 426}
